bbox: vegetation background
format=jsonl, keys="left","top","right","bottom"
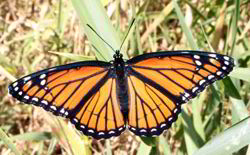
{"left": 0, "top": 0, "right": 250, "bottom": 155}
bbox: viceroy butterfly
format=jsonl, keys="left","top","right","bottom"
{"left": 8, "top": 49, "right": 234, "bottom": 139}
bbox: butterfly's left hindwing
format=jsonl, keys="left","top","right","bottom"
{"left": 126, "top": 51, "right": 234, "bottom": 136}
{"left": 9, "top": 61, "right": 126, "bottom": 139}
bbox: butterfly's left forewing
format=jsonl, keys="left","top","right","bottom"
{"left": 126, "top": 51, "right": 235, "bottom": 136}
{"left": 9, "top": 61, "right": 125, "bottom": 139}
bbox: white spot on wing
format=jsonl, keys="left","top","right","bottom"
{"left": 199, "top": 79, "right": 206, "bottom": 85}
{"left": 209, "top": 54, "right": 217, "bottom": 58}
{"left": 222, "top": 66, "right": 227, "bottom": 70}
{"left": 24, "top": 76, "right": 31, "bottom": 81}
{"left": 160, "top": 123, "right": 166, "bottom": 128}
{"left": 50, "top": 106, "right": 57, "bottom": 111}
{"left": 184, "top": 92, "right": 190, "bottom": 98}
{"left": 224, "top": 61, "right": 229, "bottom": 65}
{"left": 119, "top": 127, "right": 123, "bottom": 131}
{"left": 181, "top": 51, "right": 190, "bottom": 54}
{"left": 13, "top": 82, "right": 18, "bottom": 87}
{"left": 48, "top": 68, "right": 56, "bottom": 71}
{"left": 24, "top": 95, "right": 29, "bottom": 100}
{"left": 40, "top": 79, "right": 46, "bottom": 86}
{"left": 195, "top": 60, "right": 202, "bottom": 66}
{"left": 140, "top": 129, "right": 147, "bottom": 133}
{"left": 192, "top": 87, "right": 198, "bottom": 93}
{"left": 80, "top": 125, "right": 85, "bottom": 129}
{"left": 73, "top": 118, "right": 78, "bottom": 123}
{"left": 131, "top": 127, "right": 136, "bottom": 131}
{"left": 224, "top": 56, "right": 230, "bottom": 60}
{"left": 32, "top": 97, "right": 39, "bottom": 102}
{"left": 41, "top": 100, "right": 48, "bottom": 105}
{"left": 216, "top": 71, "right": 222, "bottom": 76}
{"left": 14, "top": 87, "right": 19, "bottom": 91}
{"left": 194, "top": 55, "right": 200, "bottom": 59}
{"left": 173, "top": 108, "right": 178, "bottom": 113}
{"left": 208, "top": 75, "right": 215, "bottom": 80}
{"left": 151, "top": 128, "right": 157, "bottom": 132}
{"left": 168, "top": 117, "right": 173, "bottom": 121}
{"left": 109, "top": 131, "right": 115, "bottom": 134}
{"left": 98, "top": 132, "right": 105, "bottom": 135}
{"left": 60, "top": 108, "right": 65, "bottom": 114}
{"left": 88, "top": 129, "right": 94, "bottom": 133}
{"left": 40, "top": 74, "right": 46, "bottom": 79}
{"left": 18, "top": 91, "right": 23, "bottom": 95}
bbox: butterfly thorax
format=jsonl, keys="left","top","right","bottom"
{"left": 113, "top": 51, "right": 129, "bottom": 120}
{"left": 113, "top": 50, "right": 125, "bottom": 75}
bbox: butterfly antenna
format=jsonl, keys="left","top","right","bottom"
{"left": 119, "top": 18, "right": 136, "bottom": 51}
{"left": 91, "top": 44, "right": 107, "bottom": 61}
{"left": 86, "top": 24, "right": 116, "bottom": 53}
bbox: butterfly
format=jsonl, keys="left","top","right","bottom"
{"left": 8, "top": 50, "right": 235, "bottom": 139}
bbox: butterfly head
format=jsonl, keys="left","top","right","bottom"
{"left": 113, "top": 50, "right": 123, "bottom": 60}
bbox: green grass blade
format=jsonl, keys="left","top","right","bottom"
{"left": 229, "top": 67, "right": 250, "bottom": 83}
{"left": 37, "top": 142, "right": 44, "bottom": 155}
{"left": 140, "top": 137, "right": 157, "bottom": 146}
{"left": 193, "top": 117, "right": 250, "bottom": 155}
{"left": 71, "top": 0, "right": 123, "bottom": 61}
{"left": 0, "top": 128, "right": 21, "bottom": 155}
{"left": 0, "top": 65, "right": 17, "bottom": 82}
{"left": 49, "top": 51, "right": 95, "bottom": 61}
{"left": 47, "top": 138, "right": 58, "bottom": 155}
{"left": 10, "top": 132, "right": 53, "bottom": 142}
{"left": 223, "top": 77, "right": 241, "bottom": 99}
{"left": 140, "top": 1, "right": 174, "bottom": 45}
{"left": 106, "top": 140, "right": 112, "bottom": 155}
{"left": 173, "top": 2, "right": 207, "bottom": 154}
{"left": 230, "top": 0, "right": 240, "bottom": 55}
{"left": 231, "top": 97, "right": 249, "bottom": 121}
{"left": 192, "top": 93, "right": 206, "bottom": 141}
{"left": 181, "top": 111, "right": 204, "bottom": 154}
{"left": 173, "top": 0, "right": 198, "bottom": 50}
{"left": 137, "top": 140, "right": 152, "bottom": 155}
{"left": 159, "top": 136, "right": 171, "bottom": 155}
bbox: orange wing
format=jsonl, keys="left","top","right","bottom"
{"left": 9, "top": 61, "right": 125, "bottom": 139}
{"left": 126, "top": 51, "right": 235, "bottom": 136}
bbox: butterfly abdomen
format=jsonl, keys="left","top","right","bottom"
{"left": 113, "top": 53, "right": 129, "bottom": 120}
{"left": 116, "top": 75, "right": 129, "bottom": 120}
